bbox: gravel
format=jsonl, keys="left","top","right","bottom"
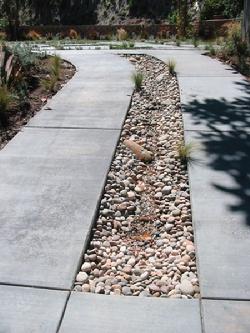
{"left": 74, "top": 54, "right": 200, "bottom": 299}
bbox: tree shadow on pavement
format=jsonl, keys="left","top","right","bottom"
{"left": 184, "top": 79, "right": 250, "bottom": 227}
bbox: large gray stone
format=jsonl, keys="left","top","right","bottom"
{"left": 0, "top": 127, "right": 120, "bottom": 289}
{"left": 0, "top": 285, "right": 67, "bottom": 333}
{"left": 59, "top": 293, "right": 202, "bottom": 333}
{"left": 202, "top": 300, "right": 250, "bottom": 333}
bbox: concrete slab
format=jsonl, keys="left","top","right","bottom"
{"left": 0, "top": 285, "right": 68, "bottom": 333}
{"left": 185, "top": 130, "right": 250, "bottom": 299}
{"left": 180, "top": 77, "right": 250, "bottom": 132}
{"left": 28, "top": 53, "right": 133, "bottom": 129}
{"left": 202, "top": 300, "right": 250, "bottom": 333}
{"left": 59, "top": 293, "right": 202, "bottom": 333}
{"left": 147, "top": 49, "right": 238, "bottom": 77}
{"left": 0, "top": 127, "right": 120, "bottom": 289}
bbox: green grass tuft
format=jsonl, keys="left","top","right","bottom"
{"left": 177, "top": 141, "right": 199, "bottom": 165}
{"left": 0, "top": 86, "right": 14, "bottom": 127}
{"left": 167, "top": 59, "right": 176, "bottom": 75}
{"left": 132, "top": 71, "right": 144, "bottom": 90}
{"left": 51, "top": 55, "right": 61, "bottom": 80}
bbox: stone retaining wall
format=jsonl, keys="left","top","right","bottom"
{"left": 199, "top": 19, "right": 241, "bottom": 38}
{"left": 1, "top": 19, "right": 240, "bottom": 40}
{"left": 19, "top": 24, "right": 176, "bottom": 40}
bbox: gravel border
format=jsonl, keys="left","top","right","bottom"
{"left": 74, "top": 54, "right": 200, "bottom": 299}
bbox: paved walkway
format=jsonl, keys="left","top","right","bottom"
{"left": 0, "top": 48, "right": 250, "bottom": 332}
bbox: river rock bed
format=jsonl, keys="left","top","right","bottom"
{"left": 74, "top": 54, "right": 200, "bottom": 299}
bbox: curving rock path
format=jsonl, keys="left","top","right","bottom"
{"left": 0, "top": 48, "right": 249, "bottom": 332}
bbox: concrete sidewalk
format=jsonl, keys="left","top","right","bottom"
{"left": 0, "top": 49, "right": 250, "bottom": 332}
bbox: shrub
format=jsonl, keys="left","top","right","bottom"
{"left": 117, "top": 28, "right": 128, "bottom": 41}
{"left": 68, "top": 29, "right": 79, "bottom": 40}
{"left": 227, "top": 23, "right": 249, "bottom": 60}
{"left": 167, "top": 59, "right": 176, "bottom": 75}
{"left": 201, "top": 0, "right": 243, "bottom": 20}
{"left": 218, "top": 22, "right": 249, "bottom": 68}
{"left": 132, "top": 72, "right": 144, "bottom": 90}
{"left": 0, "top": 86, "right": 13, "bottom": 127}
{"left": 26, "top": 30, "right": 41, "bottom": 41}
{"left": 12, "top": 44, "right": 38, "bottom": 71}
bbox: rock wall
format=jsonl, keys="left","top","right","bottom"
{"left": 18, "top": 0, "right": 174, "bottom": 25}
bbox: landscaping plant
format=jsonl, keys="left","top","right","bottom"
{"left": 193, "top": 37, "right": 199, "bottom": 48}
{"left": 41, "top": 75, "right": 58, "bottom": 93}
{"left": 132, "top": 71, "right": 144, "bottom": 90}
{"left": 117, "top": 28, "right": 128, "bottom": 41}
{"left": 167, "top": 59, "right": 176, "bottom": 75}
{"left": 68, "top": 29, "right": 79, "bottom": 39}
{"left": 51, "top": 55, "right": 61, "bottom": 80}
{"left": 0, "top": 85, "right": 13, "bottom": 127}
{"left": 215, "top": 23, "right": 249, "bottom": 73}
{"left": 177, "top": 141, "right": 198, "bottom": 165}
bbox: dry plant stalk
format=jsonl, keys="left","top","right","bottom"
{"left": 124, "top": 139, "right": 153, "bottom": 162}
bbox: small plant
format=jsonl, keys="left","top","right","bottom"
{"left": 208, "top": 44, "right": 216, "bottom": 56}
{"left": 176, "top": 39, "right": 181, "bottom": 47}
{"left": 117, "top": 28, "right": 128, "bottom": 41}
{"left": 167, "top": 59, "right": 176, "bottom": 75}
{"left": 129, "top": 41, "right": 135, "bottom": 48}
{"left": 41, "top": 75, "right": 57, "bottom": 93}
{"left": 132, "top": 72, "right": 144, "bottom": 90}
{"left": 26, "top": 30, "right": 41, "bottom": 41}
{"left": 122, "top": 41, "right": 128, "bottom": 49}
{"left": 51, "top": 55, "right": 61, "bottom": 80}
{"left": 0, "top": 85, "right": 13, "bottom": 127}
{"left": 227, "top": 23, "right": 249, "bottom": 64}
{"left": 12, "top": 44, "right": 38, "bottom": 71}
{"left": 193, "top": 37, "right": 199, "bottom": 48}
{"left": 177, "top": 141, "right": 198, "bottom": 164}
{"left": 68, "top": 29, "right": 79, "bottom": 40}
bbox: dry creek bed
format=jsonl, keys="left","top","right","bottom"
{"left": 74, "top": 54, "right": 200, "bottom": 299}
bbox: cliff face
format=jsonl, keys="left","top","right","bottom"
{"left": 29, "top": 0, "right": 99, "bottom": 25}
{"left": 96, "top": 0, "right": 173, "bottom": 24}
{"left": 59, "top": 0, "right": 99, "bottom": 25}
{"left": 23, "top": 0, "right": 173, "bottom": 25}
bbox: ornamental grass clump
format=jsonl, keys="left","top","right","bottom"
{"left": 176, "top": 39, "right": 181, "bottom": 47}
{"left": 41, "top": 75, "right": 57, "bottom": 93}
{"left": 193, "top": 37, "right": 199, "bottom": 48}
{"left": 177, "top": 141, "right": 199, "bottom": 165}
{"left": 0, "top": 86, "right": 14, "bottom": 127}
{"left": 117, "top": 28, "right": 128, "bottom": 41}
{"left": 51, "top": 55, "right": 61, "bottom": 80}
{"left": 167, "top": 59, "right": 176, "bottom": 75}
{"left": 132, "top": 71, "right": 144, "bottom": 90}
{"left": 41, "top": 55, "right": 61, "bottom": 93}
